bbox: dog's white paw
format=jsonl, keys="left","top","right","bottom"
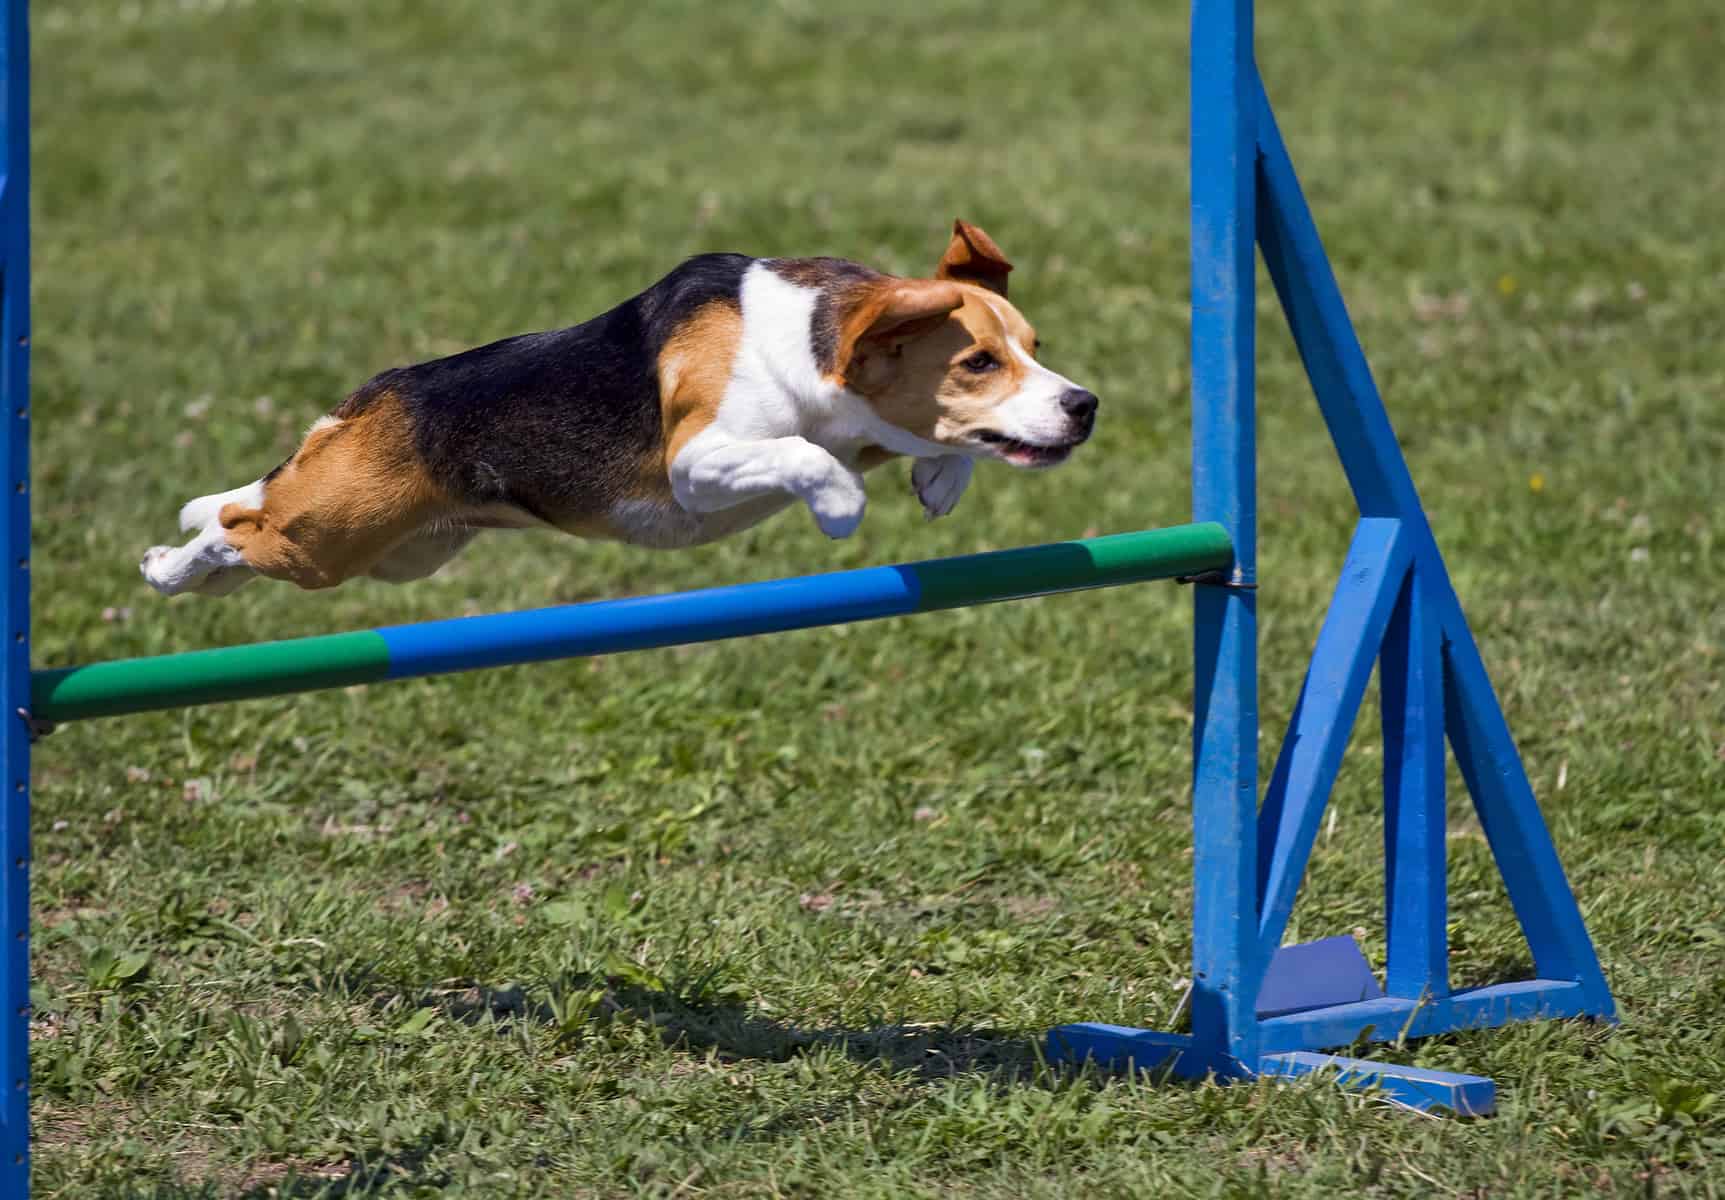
{"left": 807, "top": 473, "right": 867, "bottom": 539}
{"left": 141, "top": 532, "right": 251, "bottom": 597}
{"left": 140, "top": 545, "right": 187, "bottom": 596}
{"left": 911, "top": 455, "right": 972, "bottom": 520}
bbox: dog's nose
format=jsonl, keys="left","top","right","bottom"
{"left": 1060, "top": 388, "right": 1099, "bottom": 422}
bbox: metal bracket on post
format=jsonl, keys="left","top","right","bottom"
{"left": 15, "top": 709, "right": 51, "bottom": 743}
{"left": 1175, "top": 570, "right": 1257, "bottom": 591}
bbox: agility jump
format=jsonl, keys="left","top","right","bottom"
{"left": 0, "top": 0, "right": 1615, "bottom": 1191}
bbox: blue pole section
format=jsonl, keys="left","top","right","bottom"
{"left": 1188, "top": 0, "right": 1260, "bottom": 1077}
{"left": 0, "top": 0, "right": 29, "bottom": 1190}
{"left": 374, "top": 526, "right": 1232, "bottom": 678}
{"left": 377, "top": 567, "right": 919, "bottom": 678}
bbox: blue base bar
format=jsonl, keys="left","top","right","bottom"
{"left": 1044, "top": 1025, "right": 1201, "bottom": 1076}
{"left": 1257, "top": 1052, "right": 1495, "bottom": 1116}
{"left": 1256, "top": 978, "right": 1605, "bottom": 1054}
{"left": 1047, "top": 977, "right": 1607, "bottom": 1113}
{"left": 1046, "top": 1025, "right": 1497, "bottom": 1114}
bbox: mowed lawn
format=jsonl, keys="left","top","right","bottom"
{"left": 25, "top": 0, "right": 1725, "bottom": 1195}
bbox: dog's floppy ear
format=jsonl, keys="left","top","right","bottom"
{"left": 935, "top": 219, "right": 1012, "bottom": 296}
{"left": 835, "top": 279, "right": 966, "bottom": 390}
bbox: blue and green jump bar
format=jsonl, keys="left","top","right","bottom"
{"left": 30, "top": 523, "right": 1231, "bottom": 723}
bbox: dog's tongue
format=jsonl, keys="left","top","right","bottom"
{"left": 1005, "top": 442, "right": 1071, "bottom": 468}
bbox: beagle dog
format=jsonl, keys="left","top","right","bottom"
{"left": 141, "top": 220, "right": 1098, "bottom": 596}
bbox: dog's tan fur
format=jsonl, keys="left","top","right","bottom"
{"left": 216, "top": 392, "right": 452, "bottom": 589}
{"left": 846, "top": 287, "right": 1041, "bottom": 445}
{"left": 659, "top": 298, "right": 745, "bottom": 482}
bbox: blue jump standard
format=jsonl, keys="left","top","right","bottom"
{"left": 1046, "top": 946, "right": 1595, "bottom": 1115}
{"left": 1040, "top": 0, "right": 1614, "bottom": 1115}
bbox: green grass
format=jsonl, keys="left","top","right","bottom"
{"left": 24, "top": 0, "right": 1725, "bottom": 1194}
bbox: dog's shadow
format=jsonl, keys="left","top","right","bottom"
{"left": 122, "top": 975, "right": 1188, "bottom": 1197}
{"left": 426, "top": 973, "right": 1052, "bottom": 1088}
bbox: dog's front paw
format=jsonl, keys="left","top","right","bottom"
{"left": 140, "top": 545, "right": 184, "bottom": 596}
{"left": 912, "top": 454, "right": 972, "bottom": 520}
{"left": 807, "top": 474, "right": 867, "bottom": 539}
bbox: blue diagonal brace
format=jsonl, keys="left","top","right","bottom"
{"left": 1252, "top": 77, "right": 1417, "bottom": 521}
{"left": 1255, "top": 517, "right": 1411, "bottom": 969}
{"left": 1250, "top": 67, "right": 1611, "bottom": 1017}
{"left": 1443, "top": 628, "right": 1613, "bottom": 1010}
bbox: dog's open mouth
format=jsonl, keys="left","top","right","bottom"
{"left": 972, "top": 430, "right": 1082, "bottom": 468}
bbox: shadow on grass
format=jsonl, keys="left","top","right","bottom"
{"left": 92, "top": 974, "right": 1194, "bottom": 1196}
{"left": 402, "top": 972, "right": 1193, "bottom": 1096}
{"left": 432, "top": 974, "right": 1045, "bottom": 1079}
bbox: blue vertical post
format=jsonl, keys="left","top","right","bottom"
{"left": 0, "top": 0, "right": 28, "bottom": 1191}
{"left": 1381, "top": 568, "right": 1449, "bottom": 999}
{"left": 1188, "top": 0, "right": 1259, "bottom": 1077}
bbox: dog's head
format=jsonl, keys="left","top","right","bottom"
{"left": 834, "top": 220, "right": 1097, "bottom": 467}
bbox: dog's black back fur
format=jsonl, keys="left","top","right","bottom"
{"left": 335, "top": 253, "right": 755, "bottom": 522}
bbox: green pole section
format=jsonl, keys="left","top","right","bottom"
{"left": 910, "top": 523, "right": 1233, "bottom": 611}
{"left": 32, "top": 630, "right": 391, "bottom": 722}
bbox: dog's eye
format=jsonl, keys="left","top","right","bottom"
{"left": 962, "top": 350, "right": 999, "bottom": 373}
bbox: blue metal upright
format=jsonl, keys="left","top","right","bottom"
{"left": 1046, "top": 1, "right": 1614, "bottom": 1112}
{"left": 0, "top": 0, "right": 28, "bottom": 1188}
{"left": 1187, "top": 0, "right": 1260, "bottom": 1082}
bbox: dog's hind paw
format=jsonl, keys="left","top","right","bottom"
{"left": 141, "top": 536, "right": 253, "bottom": 597}
{"left": 140, "top": 545, "right": 186, "bottom": 596}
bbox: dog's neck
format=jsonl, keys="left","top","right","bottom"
{"left": 734, "top": 265, "right": 952, "bottom": 461}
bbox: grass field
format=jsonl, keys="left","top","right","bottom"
{"left": 23, "top": 0, "right": 1725, "bottom": 1195}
